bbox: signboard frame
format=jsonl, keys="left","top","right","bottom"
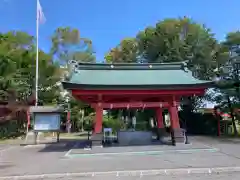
{"left": 33, "top": 112, "right": 61, "bottom": 132}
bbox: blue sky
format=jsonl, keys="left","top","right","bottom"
{"left": 1, "top": 0, "right": 240, "bottom": 61}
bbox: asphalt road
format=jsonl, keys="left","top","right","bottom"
{"left": 1, "top": 136, "right": 240, "bottom": 179}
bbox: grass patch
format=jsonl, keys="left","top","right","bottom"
{"left": 60, "top": 132, "right": 89, "bottom": 139}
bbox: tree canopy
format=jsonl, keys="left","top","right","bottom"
{"left": 104, "top": 17, "right": 240, "bottom": 116}
{"left": 50, "top": 27, "right": 96, "bottom": 64}
{"left": 105, "top": 17, "right": 219, "bottom": 80}
{"left": 0, "top": 27, "right": 96, "bottom": 122}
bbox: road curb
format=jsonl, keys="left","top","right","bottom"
{"left": 1, "top": 166, "right": 240, "bottom": 179}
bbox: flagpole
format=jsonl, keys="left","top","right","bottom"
{"left": 35, "top": 0, "right": 39, "bottom": 106}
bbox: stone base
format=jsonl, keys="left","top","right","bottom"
{"left": 91, "top": 133, "right": 103, "bottom": 147}
{"left": 24, "top": 132, "right": 46, "bottom": 145}
{"left": 118, "top": 131, "right": 152, "bottom": 146}
{"left": 37, "top": 132, "right": 45, "bottom": 141}
{"left": 24, "top": 131, "right": 37, "bottom": 144}
{"left": 171, "top": 128, "right": 186, "bottom": 144}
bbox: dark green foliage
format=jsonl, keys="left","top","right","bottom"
{"left": 0, "top": 27, "right": 97, "bottom": 138}
{"left": 103, "top": 116, "right": 124, "bottom": 133}
{"left": 179, "top": 112, "right": 218, "bottom": 135}
{"left": 0, "top": 120, "right": 25, "bottom": 139}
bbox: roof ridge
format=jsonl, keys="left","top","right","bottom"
{"left": 71, "top": 61, "right": 188, "bottom": 71}
{"left": 77, "top": 61, "right": 185, "bottom": 66}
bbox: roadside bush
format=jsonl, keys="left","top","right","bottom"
{"left": 103, "top": 115, "right": 124, "bottom": 133}
{"left": 0, "top": 120, "right": 25, "bottom": 139}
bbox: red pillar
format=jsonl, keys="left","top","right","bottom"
{"left": 156, "top": 108, "right": 164, "bottom": 128}
{"left": 217, "top": 119, "right": 221, "bottom": 137}
{"left": 94, "top": 106, "right": 103, "bottom": 134}
{"left": 214, "top": 107, "right": 221, "bottom": 137}
{"left": 27, "top": 109, "right": 30, "bottom": 127}
{"left": 169, "top": 106, "right": 180, "bottom": 129}
{"left": 26, "top": 109, "right": 30, "bottom": 132}
{"left": 67, "top": 111, "right": 71, "bottom": 123}
{"left": 169, "top": 98, "right": 185, "bottom": 144}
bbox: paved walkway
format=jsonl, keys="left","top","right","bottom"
{"left": 0, "top": 136, "right": 240, "bottom": 179}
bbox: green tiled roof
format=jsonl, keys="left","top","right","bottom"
{"left": 62, "top": 62, "right": 213, "bottom": 89}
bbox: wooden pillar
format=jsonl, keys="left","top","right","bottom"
{"left": 214, "top": 107, "right": 221, "bottom": 137}
{"left": 26, "top": 109, "right": 30, "bottom": 133}
{"left": 91, "top": 105, "right": 104, "bottom": 147}
{"left": 156, "top": 108, "right": 164, "bottom": 128}
{"left": 94, "top": 106, "right": 103, "bottom": 134}
{"left": 156, "top": 108, "right": 165, "bottom": 141}
{"left": 169, "top": 97, "right": 184, "bottom": 144}
{"left": 169, "top": 106, "right": 180, "bottom": 129}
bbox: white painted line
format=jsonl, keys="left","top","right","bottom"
{"left": 94, "top": 145, "right": 103, "bottom": 148}
{"left": 1, "top": 166, "right": 239, "bottom": 179}
{"left": 209, "top": 168, "right": 212, "bottom": 174}
{"left": 65, "top": 148, "right": 219, "bottom": 158}
{"left": 64, "top": 149, "right": 72, "bottom": 157}
{"left": 201, "top": 143, "right": 217, "bottom": 149}
{"left": 64, "top": 141, "right": 79, "bottom": 157}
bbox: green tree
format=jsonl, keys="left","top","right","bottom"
{"left": 50, "top": 27, "right": 95, "bottom": 64}
{"left": 104, "top": 17, "right": 218, "bottom": 114}
{"left": 0, "top": 31, "right": 61, "bottom": 122}
{"left": 0, "top": 31, "right": 35, "bottom": 102}
{"left": 49, "top": 27, "right": 97, "bottom": 131}
{"left": 208, "top": 31, "right": 240, "bottom": 136}
{"left": 136, "top": 17, "right": 218, "bottom": 80}
{"left": 105, "top": 38, "right": 138, "bottom": 63}
{"left": 105, "top": 17, "right": 219, "bottom": 83}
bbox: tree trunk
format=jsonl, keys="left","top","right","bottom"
{"left": 227, "top": 96, "right": 238, "bottom": 136}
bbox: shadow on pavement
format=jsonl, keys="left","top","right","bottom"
{"left": 36, "top": 134, "right": 193, "bottom": 153}
{"left": 37, "top": 138, "right": 88, "bottom": 153}
{"left": 0, "top": 164, "right": 15, "bottom": 169}
{"left": 37, "top": 138, "right": 175, "bottom": 154}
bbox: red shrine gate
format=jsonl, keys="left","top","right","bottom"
{"left": 63, "top": 62, "right": 213, "bottom": 146}
{"left": 71, "top": 89, "right": 206, "bottom": 133}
